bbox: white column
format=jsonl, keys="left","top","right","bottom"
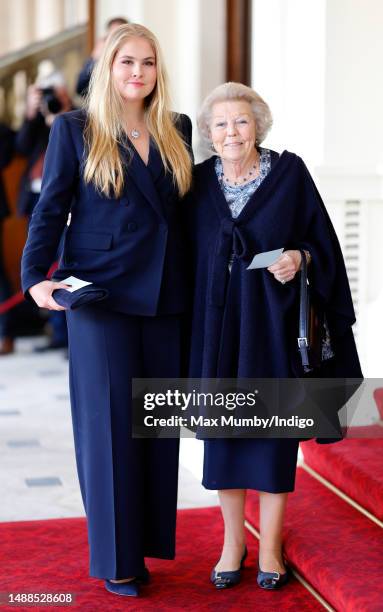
{"left": 0, "top": 0, "right": 35, "bottom": 53}
{"left": 0, "top": 1, "right": 12, "bottom": 54}
{"left": 34, "top": 0, "right": 66, "bottom": 40}
{"left": 8, "top": 0, "right": 35, "bottom": 51}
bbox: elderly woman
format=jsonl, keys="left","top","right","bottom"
{"left": 186, "top": 82, "right": 362, "bottom": 590}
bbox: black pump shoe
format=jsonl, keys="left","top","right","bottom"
{"left": 104, "top": 567, "right": 150, "bottom": 597}
{"left": 257, "top": 563, "right": 290, "bottom": 589}
{"left": 210, "top": 546, "right": 248, "bottom": 589}
{"left": 105, "top": 579, "right": 139, "bottom": 597}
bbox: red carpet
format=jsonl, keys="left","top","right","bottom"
{"left": 301, "top": 438, "right": 383, "bottom": 520}
{"left": 246, "top": 467, "right": 383, "bottom": 612}
{"left": 0, "top": 507, "right": 321, "bottom": 611}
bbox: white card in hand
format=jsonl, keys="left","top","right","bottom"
{"left": 247, "top": 248, "right": 284, "bottom": 270}
{"left": 60, "top": 276, "right": 93, "bottom": 293}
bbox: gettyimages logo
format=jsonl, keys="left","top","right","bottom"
{"left": 143, "top": 389, "right": 258, "bottom": 411}
{"left": 132, "top": 377, "right": 366, "bottom": 439}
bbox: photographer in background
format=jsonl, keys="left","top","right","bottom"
{"left": 15, "top": 70, "right": 73, "bottom": 219}
{"left": 15, "top": 70, "right": 74, "bottom": 351}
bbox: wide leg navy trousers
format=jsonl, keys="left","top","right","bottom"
{"left": 66, "top": 305, "right": 181, "bottom": 579}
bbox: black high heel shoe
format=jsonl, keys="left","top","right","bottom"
{"left": 257, "top": 562, "right": 290, "bottom": 590}
{"left": 210, "top": 546, "right": 248, "bottom": 589}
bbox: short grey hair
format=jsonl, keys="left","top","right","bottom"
{"left": 197, "top": 82, "right": 273, "bottom": 147}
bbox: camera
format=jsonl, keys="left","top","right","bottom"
{"left": 40, "top": 87, "right": 62, "bottom": 115}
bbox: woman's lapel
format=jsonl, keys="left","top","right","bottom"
{"left": 120, "top": 138, "right": 166, "bottom": 220}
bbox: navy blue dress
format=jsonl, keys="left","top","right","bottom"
{"left": 186, "top": 148, "right": 362, "bottom": 493}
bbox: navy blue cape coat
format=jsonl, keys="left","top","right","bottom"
{"left": 185, "top": 151, "right": 363, "bottom": 443}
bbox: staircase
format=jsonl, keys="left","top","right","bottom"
{"left": 245, "top": 435, "right": 383, "bottom": 611}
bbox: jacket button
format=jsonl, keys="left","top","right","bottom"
{"left": 128, "top": 222, "right": 137, "bottom": 232}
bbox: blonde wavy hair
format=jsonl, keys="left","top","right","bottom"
{"left": 84, "top": 23, "right": 192, "bottom": 198}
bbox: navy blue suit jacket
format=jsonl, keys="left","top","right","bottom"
{"left": 21, "top": 109, "right": 193, "bottom": 316}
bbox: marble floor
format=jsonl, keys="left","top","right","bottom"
{"left": 0, "top": 337, "right": 218, "bottom": 522}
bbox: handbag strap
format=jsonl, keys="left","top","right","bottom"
{"left": 298, "top": 248, "right": 310, "bottom": 370}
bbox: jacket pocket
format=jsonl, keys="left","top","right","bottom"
{"left": 68, "top": 231, "right": 113, "bottom": 251}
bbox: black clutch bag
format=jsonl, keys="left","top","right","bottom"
{"left": 297, "top": 249, "right": 334, "bottom": 373}
{"left": 52, "top": 284, "right": 109, "bottom": 310}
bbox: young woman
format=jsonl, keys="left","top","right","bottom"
{"left": 21, "top": 24, "right": 193, "bottom": 597}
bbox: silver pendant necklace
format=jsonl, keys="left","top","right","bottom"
{"left": 130, "top": 128, "right": 140, "bottom": 139}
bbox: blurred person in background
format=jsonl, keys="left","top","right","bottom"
{"left": 76, "top": 16, "right": 129, "bottom": 97}
{"left": 16, "top": 70, "right": 74, "bottom": 351}
{"left": 0, "top": 123, "right": 15, "bottom": 355}
{"left": 15, "top": 69, "right": 73, "bottom": 219}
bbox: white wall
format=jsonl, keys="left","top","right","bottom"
{"left": 323, "top": 0, "right": 383, "bottom": 168}
{"left": 251, "top": 0, "right": 383, "bottom": 379}
{"left": 251, "top": 0, "right": 326, "bottom": 171}
{"left": 320, "top": 0, "right": 383, "bottom": 376}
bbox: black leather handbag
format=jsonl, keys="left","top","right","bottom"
{"left": 297, "top": 249, "right": 334, "bottom": 373}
